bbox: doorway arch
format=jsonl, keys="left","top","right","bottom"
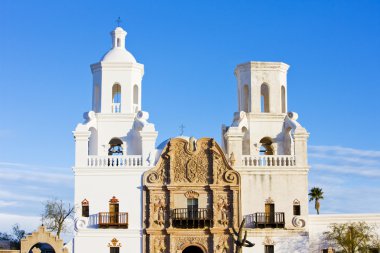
{"left": 182, "top": 245, "right": 205, "bottom": 253}
{"left": 29, "top": 242, "right": 55, "bottom": 253}
{"left": 20, "top": 226, "right": 68, "bottom": 253}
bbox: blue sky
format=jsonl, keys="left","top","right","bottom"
{"left": 0, "top": 0, "right": 379, "bottom": 239}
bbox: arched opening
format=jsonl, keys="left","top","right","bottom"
{"left": 243, "top": 84, "right": 249, "bottom": 112}
{"left": 261, "top": 83, "right": 270, "bottom": 113}
{"left": 117, "top": 38, "right": 121, "bottom": 47}
{"left": 108, "top": 138, "right": 123, "bottom": 155}
{"left": 259, "top": 137, "right": 273, "bottom": 155}
{"left": 182, "top": 245, "right": 204, "bottom": 253}
{"left": 81, "top": 199, "right": 89, "bottom": 217}
{"left": 242, "top": 127, "right": 250, "bottom": 155}
{"left": 133, "top": 85, "right": 139, "bottom": 112}
{"left": 112, "top": 84, "right": 121, "bottom": 112}
{"left": 281, "top": 86, "right": 286, "bottom": 113}
{"left": 29, "top": 243, "right": 55, "bottom": 253}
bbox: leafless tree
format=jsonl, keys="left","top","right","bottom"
{"left": 42, "top": 199, "right": 74, "bottom": 238}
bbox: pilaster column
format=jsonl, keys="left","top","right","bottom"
{"left": 73, "top": 130, "right": 91, "bottom": 167}
{"left": 224, "top": 128, "right": 244, "bottom": 166}
{"left": 293, "top": 131, "right": 309, "bottom": 167}
{"left": 140, "top": 131, "right": 158, "bottom": 166}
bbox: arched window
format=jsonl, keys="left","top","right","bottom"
{"left": 133, "top": 85, "right": 138, "bottom": 105}
{"left": 293, "top": 199, "right": 301, "bottom": 216}
{"left": 281, "top": 86, "right": 286, "bottom": 113}
{"left": 242, "top": 127, "right": 250, "bottom": 155}
{"left": 81, "top": 199, "right": 89, "bottom": 217}
{"left": 243, "top": 84, "right": 249, "bottom": 112}
{"left": 108, "top": 138, "right": 123, "bottom": 155}
{"left": 259, "top": 137, "right": 273, "bottom": 155}
{"left": 112, "top": 84, "right": 121, "bottom": 103}
{"left": 261, "top": 83, "right": 270, "bottom": 113}
{"left": 112, "top": 84, "right": 121, "bottom": 113}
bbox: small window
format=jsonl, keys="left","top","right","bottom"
{"left": 117, "top": 38, "right": 121, "bottom": 47}
{"left": 81, "top": 199, "right": 89, "bottom": 217}
{"left": 265, "top": 245, "right": 274, "bottom": 253}
{"left": 293, "top": 204, "right": 301, "bottom": 216}
{"left": 110, "top": 247, "right": 120, "bottom": 253}
{"left": 261, "top": 83, "right": 270, "bottom": 113}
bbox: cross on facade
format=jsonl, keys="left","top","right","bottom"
{"left": 116, "top": 17, "right": 122, "bottom": 27}
{"left": 179, "top": 124, "right": 185, "bottom": 136}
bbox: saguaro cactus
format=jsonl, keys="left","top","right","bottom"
{"left": 231, "top": 218, "right": 254, "bottom": 253}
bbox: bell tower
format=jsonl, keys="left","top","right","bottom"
{"left": 235, "top": 62, "right": 289, "bottom": 114}
{"left": 91, "top": 26, "right": 143, "bottom": 114}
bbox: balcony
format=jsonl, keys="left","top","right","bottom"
{"left": 171, "top": 208, "right": 212, "bottom": 229}
{"left": 111, "top": 103, "right": 121, "bottom": 113}
{"left": 87, "top": 155, "right": 143, "bottom": 168}
{"left": 245, "top": 212, "right": 285, "bottom": 228}
{"left": 241, "top": 155, "right": 296, "bottom": 167}
{"left": 98, "top": 212, "right": 128, "bottom": 228}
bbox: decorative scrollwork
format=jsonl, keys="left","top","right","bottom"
{"left": 224, "top": 170, "right": 238, "bottom": 184}
{"left": 74, "top": 217, "right": 88, "bottom": 231}
{"left": 292, "top": 216, "right": 306, "bottom": 228}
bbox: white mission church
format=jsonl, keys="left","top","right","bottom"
{"left": 69, "top": 26, "right": 380, "bottom": 253}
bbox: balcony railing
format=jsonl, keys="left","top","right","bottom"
{"left": 98, "top": 212, "right": 128, "bottom": 228}
{"left": 246, "top": 212, "right": 285, "bottom": 228}
{"left": 241, "top": 155, "right": 296, "bottom": 167}
{"left": 87, "top": 155, "right": 143, "bottom": 167}
{"left": 111, "top": 103, "right": 121, "bottom": 113}
{"left": 171, "top": 208, "right": 212, "bottom": 228}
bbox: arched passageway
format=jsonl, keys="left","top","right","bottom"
{"left": 182, "top": 245, "right": 204, "bottom": 253}
{"left": 29, "top": 242, "right": 55, "bottom": 253}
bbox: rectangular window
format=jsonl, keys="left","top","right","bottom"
{"left": 110, "top": 247, "right": 120, "bottom": 253}
{"left": 187, "top": 198, "right": 198, "bottom": 219}
{"left": 265, "top": 245, "right": 274, "bottom": 253}
{"left": 293, "top": 205, "right": 301, "bottom": 216}
{"left": 82, "top": 205, "right": 89, "bottom": 217}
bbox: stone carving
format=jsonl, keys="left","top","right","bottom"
{"left": 229, "top": 152, "right": 236, "bottom": 166}
{"left": 153, "top": 237, "right": 166, "bottom": 253}
{"left": 293, "top": 199, "right": 300, "bottom": 205}
{"left": 175, "top": 236, "right": 208, "bottom": 252}
{"left": 171, "top": 140, "right": 208, "bottom": 184}
{"left": 147, "top": 157, "right": 168, "bottom": 184}
{"left": 215, "top": 195, "right": 230, "bottom": 226}
{"left": 108, "top": 238, "right": 121, "bottom": 247}
{"left": 292, "top": 216, "right": 306, "bottom": 228}
{"left": 184, "top": 190, "right": 199, "bottom": 199}
{"left": 152, "top": 195, "right": 166, "bottom": 227}
{"left": 214, "top": 235, "right": 229, "bottom": 253}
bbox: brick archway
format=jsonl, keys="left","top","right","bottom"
{"left": 20, "top": 226, "right": 68, "bottom": 253}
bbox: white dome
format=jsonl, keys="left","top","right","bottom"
{"left": 101, "top": 48, "right": 137, "bottom": 63}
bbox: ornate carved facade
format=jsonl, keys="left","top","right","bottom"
{"left": 143, "top": 137, "right": 241, "bottom": 253}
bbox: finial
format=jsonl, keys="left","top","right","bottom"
{"left": 115, "top": 17, "right": 122, "bottom": 27}
{"left": 179, "top": 124, "right": 185, "bottom": 136}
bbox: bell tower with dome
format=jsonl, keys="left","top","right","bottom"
{"left": 72, "top": 26, "right": 158, "bottom": 253}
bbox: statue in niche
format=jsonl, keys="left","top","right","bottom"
{"left": 153, "top": 196, "right": 165, "bottom": 226}
{"left": 216, "top": 195, "right": 229, "bottom": 226}
{"left": 153, "top": 238, "right": 166, "bottom": 253}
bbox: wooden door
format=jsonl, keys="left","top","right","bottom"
{"left": 265, "top": 203, "right": 275, "bottom": 224}
{"left": 109, "top": 203, "right": 119, "bottom": 224}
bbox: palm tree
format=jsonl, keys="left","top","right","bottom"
{"left": 309, "top": 187, "right": 324, "bottom": 215}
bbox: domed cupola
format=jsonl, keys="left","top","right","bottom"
{"left": 101, "top": 27, "right": 137, "bottom": 63}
